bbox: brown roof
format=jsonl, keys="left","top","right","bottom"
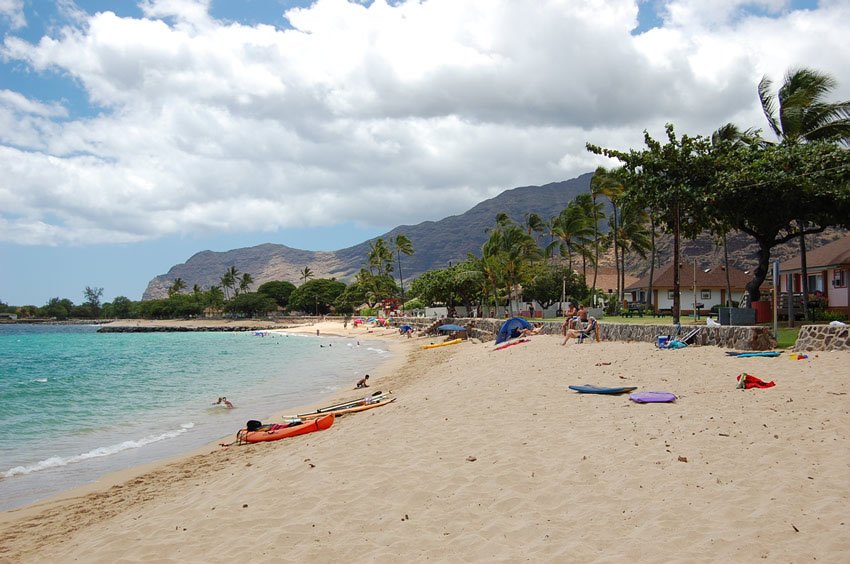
{"left": 584, "top": 267, "right": 638, "bottom": 294}
{"left": 626, "top": 262, "right": 751, "bottom": 290}
{"left": 779, "top": 234, "right": 850, "bottom": 272}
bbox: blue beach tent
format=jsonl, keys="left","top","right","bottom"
{"left": 495, "top": 317, "right": 532, "bottom": 344}
{"left": 437, "top": 324, "right": 466, "bottom": 332}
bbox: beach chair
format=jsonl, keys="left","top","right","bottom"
{"left": 576, "top": 317, "right": 599, "bottom": 344}
{"left": 679, "top": 327, "right": 702, "bottom": 345}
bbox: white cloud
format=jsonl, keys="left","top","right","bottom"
{"left": 0, "top": 0, "right": 24, "bottom": 29}
{"left": 0, "top": 0, "right": 848, "bottom": 246}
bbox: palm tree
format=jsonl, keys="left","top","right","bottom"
{"left": 238, "top": 273, "right": 254, "bottom": 295}
{"left": 391, "top": 234, "right": 414, "bottom": 312}
{"left": 546, "top": 202, "right": 593, "bottom": 274}
{"left": 368, "top": 238, "right": 393, "bottom": 277}
{"left": 300, "top": 266, "right": 313, "bottom": 285}
{"left": 758, "top": 67, "right": 850, "bottom": 319}
{"left": 711, "top": 123, "right": 761, "bottom": 307}
{"left": 616, "top": 201, "right": 652, "bottom": 301}
{"left": 483, "top": 217, "right": 541, "bottom": 315}
{"left": 192, "top": 284, "right": 202, "bottom": 296}
{"left": 524, "top": 212, "right": 545, "bottom": 243}
{"left": 168, "top": 277, "right": 186, "bottom": 297}
{"left": 220, "top": 267, "right": 239, "bottom": 300}
{"left": 590, "top": 167, "right": 624, "bottom": 303}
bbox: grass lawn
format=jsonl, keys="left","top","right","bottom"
{"left": 774, "top": 326, "right": 801, "bottom": 349}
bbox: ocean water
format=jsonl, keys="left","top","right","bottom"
{"left": 0, "top": 324, "right": 388, "bottom": 511}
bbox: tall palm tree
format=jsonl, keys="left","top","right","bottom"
{"left": 168, "top": 277, "right": 186, "bottom": 297}
{"left": 368, "top": 238, "right": 393, "bottom": 277}
{"left": 616, "top": 201, "right": 652, "bottom": 301}
{"left": 546, "top": 202, "right": 593, "bottom": 274}
{"left": 590, "top": 167, "right": 624, "bottom": 302}
{"left": 483, "top": 218, "right": 541, "bottom": 315}
{"left": 758, "top": 67, "right": 850, "bottom": 319}
{"left": 524, "top": 212, "right": 545, "bottom": 244}
{"left": 238, "top": 273, "right": 254, "bottom": 295}
{"left": 220, "top": 266, "right": 239, "bottom": 300}
{"left": 391, "top": 234, "right": 414, "bottom": 312}
{"left": 711, "top": 123, "right": 760, "bottom": 307}
{"left": 300, "top": 266, "right": 313, "bottom": 285}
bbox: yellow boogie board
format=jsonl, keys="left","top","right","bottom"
{"left": 422, "top": 338, "right": 463, "bottom": 349}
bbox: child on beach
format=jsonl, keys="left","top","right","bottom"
{"left": 355, "top": 375, "right": 370, "bottom": 389}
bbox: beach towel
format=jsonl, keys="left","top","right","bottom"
{"left": 736, "top": 373, "right": 775, "bottom": 389}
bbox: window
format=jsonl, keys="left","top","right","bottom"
{"left": 808, "top": 274, "right": 824, "bottom": 292}
{"left": 667, "top": 290, "right": 675, "bottom": 300}
{"left": 834, "top": 270, "right": 847, "bottom": 289}
{"left": 701, "top": 289, "right": 711, "bottom": 300}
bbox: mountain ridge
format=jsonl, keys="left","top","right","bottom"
{"left": 142, "top": 173, "right": 595, "bottom": 299}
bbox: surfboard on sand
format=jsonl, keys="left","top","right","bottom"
{"left": 568, "top": 385, "right": 638, "bottom": 394}
{"left": 629, "top": 391, "right": 677, "bottom": 403}
{"left": 725, "top": 351, "right": 781, "bottom": 358}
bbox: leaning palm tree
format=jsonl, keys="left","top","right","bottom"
{"left": 524, "top": 212, "right": 545, "bottom": 243}
{"left": 758, "top": 67, "right": 850, "bottom": 319}
{"left": 391, "top": 234, "right": 414, "bottom": 312}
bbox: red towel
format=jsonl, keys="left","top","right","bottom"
{"left": 736, "top": 373, "right": 776, "bottom": 389}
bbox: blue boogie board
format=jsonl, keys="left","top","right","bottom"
{"left": 568, "top": 385, "right": 638, "bottom": 395}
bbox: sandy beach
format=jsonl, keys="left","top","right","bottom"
{"left": 2, "top": 321, "right": 848, "bottom": 562}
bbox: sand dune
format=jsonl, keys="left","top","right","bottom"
{"left": 2, "top": 324, "right": 848, "bottom": 562}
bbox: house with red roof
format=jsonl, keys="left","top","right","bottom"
{"left": 778, "top": 235, "right": 850, "bottom": 316}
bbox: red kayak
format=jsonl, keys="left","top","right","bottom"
{"left": 236, "top": 413, "right": 334, "bottom": 444}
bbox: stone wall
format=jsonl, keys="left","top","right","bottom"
{"left": 793, "top": 325, "right": 850, "bottom": 351}
{"left": 396, "top": 317, "right": 776, "bottom": 350}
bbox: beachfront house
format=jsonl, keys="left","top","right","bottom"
{"left": 778, "top": 234, "right": 850, "bottom": 318}
{"left": 625, "top": 262, "right": 751, "bottom": 315}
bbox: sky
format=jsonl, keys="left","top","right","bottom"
{"left": 1, "top": 0, "right": 847, "bottom": 306}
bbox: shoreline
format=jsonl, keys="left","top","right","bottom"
{"left": 3, "top": 326, "right": 848, "bottom": 561}
{"left": 0, "top": 320, "right": 407, "bottom": 514}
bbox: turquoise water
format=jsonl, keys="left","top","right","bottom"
{"left": 0, "top": 324, "right": 388, "bottom": 511}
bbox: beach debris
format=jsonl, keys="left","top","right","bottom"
{"left": 792, "top": 524, "right": 800, "bottom": 532}
{"left": 595, "top": 362, "right": 612, "bottom": 366}
{"left": 243, "top": 504, "right": 248, "bottom": 508}
{"left": 678, "top": 456, "right": 688, "bottom": 463}
{"left": 466, "top": 456, "right": 477, "bottom": 462}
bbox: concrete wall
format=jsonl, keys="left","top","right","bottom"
{"left": 794, "top": 324, "right": 850, "bottom": 351}
{"left": 395, "top": 317, "right": 776, "bottom": 350}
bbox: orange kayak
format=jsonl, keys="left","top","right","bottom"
{"left": 300, "top": 397, "right": 396, "bottom": 419}
{"left": 236, "top": 413, "right": 334, "bottom": 444}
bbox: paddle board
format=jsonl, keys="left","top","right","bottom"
{"left": 568, "top": 385, "right": 637, "bottom": 394}
{"left": 629, "top": 391, "right": 677, "bottom": 403}
{"left": 422, "top": 338, "right": 463, "bottom": 349}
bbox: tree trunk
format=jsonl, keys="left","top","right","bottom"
{"left": 798, "top": 221, "right": 810, "bottom": 321}
{"left": 397, "top": 251, "right": 405, "bottom": 313}
{"left": 591, "top": 200, "right": 600, "bottom": 306}
{"left": 672, "top": 201, "right": 681, "bottom": 325}
{"left": 612, "top": 207, "right": 620, "bottom": 305}
{"left": 647, "top": 214, "right": 656, "bottom": 308}
{"left": 746, "top": 240, "right": 772, "bottom": 305}
{"left": 723, "top": 233, "right": 733, "bottom": 307}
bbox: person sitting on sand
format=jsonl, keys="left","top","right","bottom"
{"left": 562, "top": 317, "right": 597, "bottom": 345}
{"left": 355, "top": 374, "right": 370, "bottom": 389}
